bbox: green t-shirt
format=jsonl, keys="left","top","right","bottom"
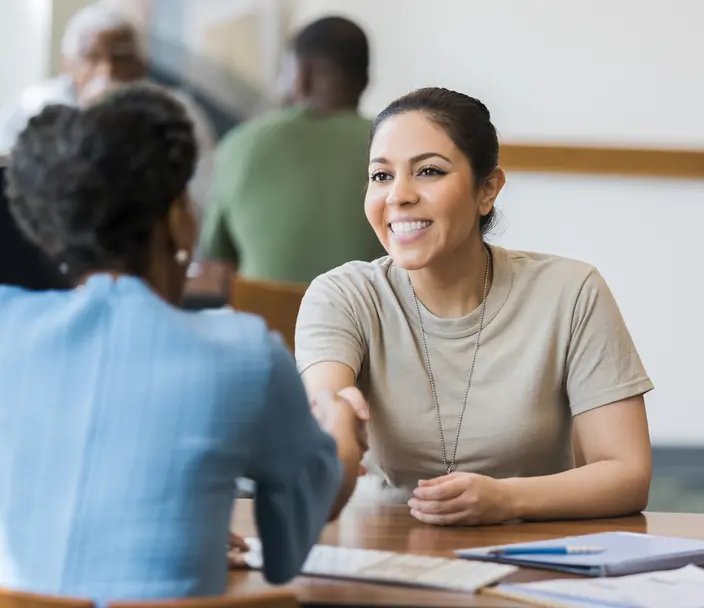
{"left": 199, "top": 107, "right": 385, "bottom": 283}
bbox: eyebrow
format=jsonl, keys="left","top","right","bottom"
{"left": 370, "top": 152, "right": 452, "bottom": 165}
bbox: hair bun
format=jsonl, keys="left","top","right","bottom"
{"left": 6, "top": 84, "right": 197, "bottom": 279}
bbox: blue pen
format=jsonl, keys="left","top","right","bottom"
{"left": 488, "top": 545, "right": 605, "bottom": 556}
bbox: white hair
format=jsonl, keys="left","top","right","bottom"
{"left": 61, "top": 2, "right": 146, "bottom": 61}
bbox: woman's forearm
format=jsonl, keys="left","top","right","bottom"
{"left": 501, "top": 460, "right": 651, "bottom": 521}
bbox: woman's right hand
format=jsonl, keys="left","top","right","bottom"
{"left": 313, "top": 387, "right": 369, "bottom": 457}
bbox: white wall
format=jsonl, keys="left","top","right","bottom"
{"left": 288, "top": 0, "right": 704, "bottom": 445}
{"left": 290, "top": 0, "right": 704, "bottom": 146}
{"left": 0, "top": 0, "right": 53, "bottom": 107}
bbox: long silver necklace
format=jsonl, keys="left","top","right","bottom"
{"left": 409, "top": 247, "right": 491, "bottom": 474}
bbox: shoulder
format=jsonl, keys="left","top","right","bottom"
{"left": 187, "top": 308, "right": 302, "bottom": 416}
{"left": 0, "top": 284, "right": 31, "bottom": 306}
{"left": 186, "top": 306, "right": 274, "bottom": 358}
{"left": 219, "top": 108, "right": 303, "bottom": 147}
{"left": 502, "top": 247, "right": 601, "bottom": 295}
{"left": 0, "top": 284, "right": 68, "bottom": 311}
{"left": 307, "top": 257, "right": 395, "bottom": 302}
{"left": 160, "top": 307, "right": 286, "bottom": 407}
{"left": 16, "top": 76, "right": 75, "bottom": 114}
{"left": 298, "top": 257, "right": 397, "bottom": 339}
{"left": 339, "top": 113, "right": 373, "bottom": 134}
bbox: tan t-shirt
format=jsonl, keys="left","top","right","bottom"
{"left": 295, "top": 245, "right": 653, "bottom": 505}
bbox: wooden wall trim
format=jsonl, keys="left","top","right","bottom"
{"left": 499, "top": 144, "right": 704, "bottom": 180}
{"left": 3, "top": 147, "right": 702, "bottom": 180}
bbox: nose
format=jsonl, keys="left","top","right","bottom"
{"left": 386, "top": 176, "right": 420, "bottom": 206}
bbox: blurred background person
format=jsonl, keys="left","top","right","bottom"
{"left": 0, "top": 83, "right": 366, "bottom": 602}
{"left": 199, "top": 16, "right": 385, "bottom": 283}
{"left": 0, "top": 1, "right": 216, "bottom": 222}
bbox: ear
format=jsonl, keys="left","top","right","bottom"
{"left": 477, "top": 167, "right": 506, "bottom": 218}
{"left": 166, "top": 194, "right": 197, "bottom": 257}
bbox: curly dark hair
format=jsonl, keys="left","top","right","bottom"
{"left": 5, "top": 82, "right": 197, "bottom": 279}
{"left": 371, "top": 87, "right": 500, "bottom": 236}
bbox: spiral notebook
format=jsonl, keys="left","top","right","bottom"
{"left": 456, "top": 532, "right": 704, "bottom": 577}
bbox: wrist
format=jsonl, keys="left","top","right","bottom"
{"left": 328, "top": 422, "right": 362, "bottom": 467}
{"left": 498, "top": 477, "right": 527, "bottom": 521}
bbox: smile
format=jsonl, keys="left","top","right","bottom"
{"left": 389, "top": 220, "right": 433, "bottom": 234}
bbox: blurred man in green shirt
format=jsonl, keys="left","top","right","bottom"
{"left": 199, "top": 17, "right": 384, "bottom": 283}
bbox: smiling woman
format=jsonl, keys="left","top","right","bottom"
{"left": 295, "top": 86, "right": 654, "bottom": 526}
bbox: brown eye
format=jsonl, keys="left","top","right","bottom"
{"left": 370, "top": 171, "right": 392, "bottom": 182}
{"left": 418, "top": 166, "right": 446, "bottom": 177}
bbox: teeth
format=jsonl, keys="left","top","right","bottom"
{"left": 390, "top": 221, "right": 432, "bottom": 234}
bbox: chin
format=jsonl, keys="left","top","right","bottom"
{"left": 389, "top": 250, "right": 434, "bottom": 271}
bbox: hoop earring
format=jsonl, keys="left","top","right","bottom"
{"left": 174, "top": 249, "right": 190, "bottom": 266}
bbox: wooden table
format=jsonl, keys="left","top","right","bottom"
{"left": 228, "top": 499, "right": 704, "bottom": 607}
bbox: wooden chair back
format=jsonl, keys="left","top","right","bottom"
{"left": 0, "top": 588, "right": 93, "bottom": 608}
{"left": 112, "top": 590, "right": 299, "bottom": 608}
{"left": 229, "top": 276, "right": 308, "bottom": 351}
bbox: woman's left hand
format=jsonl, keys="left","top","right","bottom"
{"left": 408, "top": 472, "right": 516, "bottom": 526}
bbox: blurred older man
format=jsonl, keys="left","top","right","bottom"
{"left": 0, "top": 2, "right": 216, "bottom": 218}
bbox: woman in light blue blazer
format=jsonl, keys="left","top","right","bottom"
{"left": 0, "top": 83, "right": 366, "bottom": 603}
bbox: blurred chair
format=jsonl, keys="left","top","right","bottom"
{"left": 181, "top": 261, "right": 308, "bottom": 350}
{"left": 229, "top": 276, "right": 308, "bottom": 351}
{"left": 0, "top": 587, "right": 93, "bottom": 608}
{"left": 182, "top": 261, "right": 234, "bottom": 310}
{"left": 112, "top": 591, "right": 299, "bottom": 608}
{"left": 0, "top": 589, "right": 298, "bottom": 608}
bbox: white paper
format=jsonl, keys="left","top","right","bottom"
{"left": 511, "top": 565, "right": 704, "bottom": 608}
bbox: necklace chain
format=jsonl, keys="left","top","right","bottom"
{"left": 409, "top": 247, "right": 491, "bottom": 475}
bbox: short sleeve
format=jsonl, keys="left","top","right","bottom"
{"left": 246, "top": 333, "right": 342, "bottom": 584}
{"left": 295, "top": 275, "right": 365, "bottom": 377}
{"left": 198, "top": 197, "right": 239, "bottom": 263}
{"left": 565, "top": 269, "right": 653, "bottom": 416}
{"left": 198, "top": 140, "right": 240, "bottom": 264}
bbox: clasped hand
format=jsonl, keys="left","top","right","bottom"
{"left": 312, "top": 387, "right": 370, "bottom": 470}
{"left": 408, "top": 471, "right": 516, "bottom": 526}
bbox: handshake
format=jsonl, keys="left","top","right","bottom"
{"left": 311, "top": 387, "right": 370, "bottom": 478}
{"left": 228, "top": 388, "right": 371, "bottom": 570}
